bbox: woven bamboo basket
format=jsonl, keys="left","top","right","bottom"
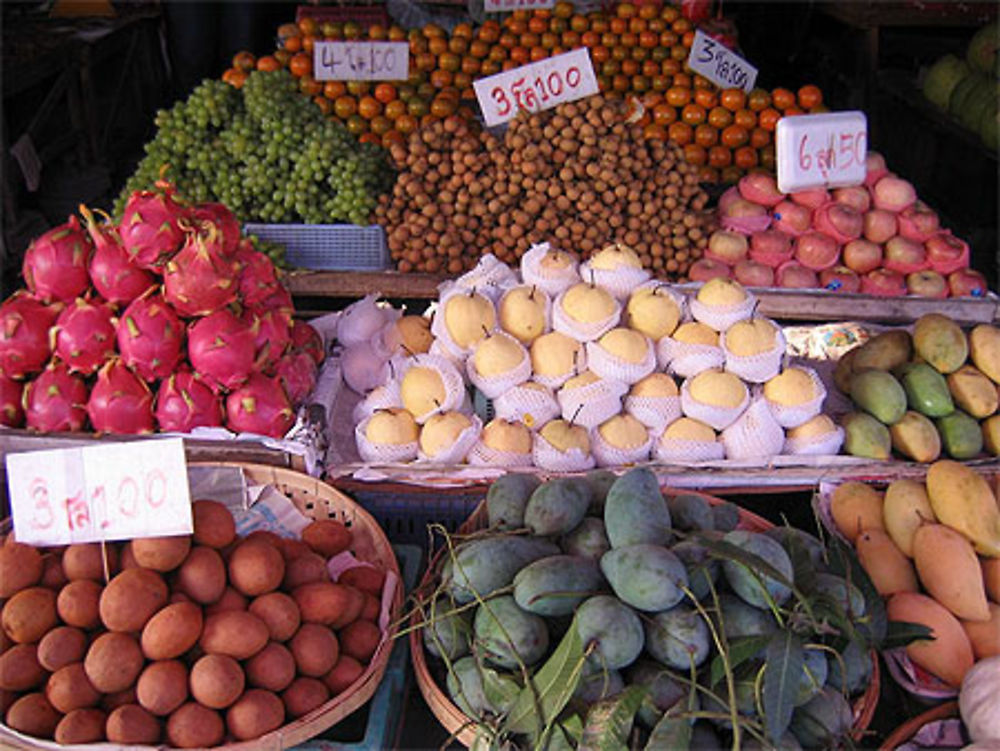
{"left": 410, "top": 486, "right": 880, "bottom": 748}
{"left": 879, "top": 701, "right": 960, "bottom": 751}
{"left": 0, "top": 462, "right": 402, "bottom": 751}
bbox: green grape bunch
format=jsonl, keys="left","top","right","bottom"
{"left": 116, "top": 71, "right": 396, "bottom": 226}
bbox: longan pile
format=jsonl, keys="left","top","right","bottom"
{"left": 375, "top": 95, "right": 715, "bottom": 277}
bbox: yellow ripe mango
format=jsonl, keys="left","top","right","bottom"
{"left": 856, "top": 528, "right": 918, "bottom": 596}
{"left": 961, "top": 601, "right": 1000, "bottom": 660}
{"left": 830, "top": 481, "right": 884, "bottom": 543}
{"left": 913, "top": 524, "right": 991, "bottom": 622}
{"left": 883, "top": 479, "right": 937, "bottom": 558}
{"left": 925, "top": 460, "right": 1000, "bottom": 557}
{"left": 887, "top": 591, "right": 974, "bottom": 688}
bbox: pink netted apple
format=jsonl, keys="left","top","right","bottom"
{"left": 705, "top": 230, "right": 749, "bottom": 266}
{"left": 720, "top": 197, "right": 770, "bottom": 234}
{"left": 820, "top": 266, "right": 861, "bottom": 293}
{"left": 897, "top": 201, "right": 940, "bottom": 242}
{"left": 883, "top": 236, "right": 929, "bottom": 274}
{"left": 771, "top": 200, "right": 812, "bottom": 236}
{"left": 687, "top": 258, "right": 732, "bottom": 282}
{"left": 831, "top": 186, "right": 871, "bottom": 213}
{"left": 925, "top": 231, "right": 970, "bottom": 275}
{"left": 733, "top": 259, "right": 775, "bottom": 288}
{"left": 872, "top": 175, "right": 917, "bottom": 213}
{"left": 749, "top": 229, "right": 794, "bottom": 268}
{"left": 861, "top": 268, "right": 907, "bottom": 297}
{"left": 906, "top": 270, "right": 949, "bottom": 298}
{"left": 775, "top": 261, "right": 819, "bottom": 289}
{"left": 863, "top": 209, "right": 898, "bottom": 244}
{"left": 790, "top": 188, "right": 829, "bottom": 209}
{"left": 794, "top": 231, "right": 840, "bottom": 271}
{"left": 737, "top": 173, "right": 784, "bottom": 207}
{"left": 717, "top": 185, "right": 742, "bottom": 214}
{"left": 813, "top": 202, "right": 863, "bottom": 244}
{"left": 863, "top": 151, "right": 889, "bottom": 187}
{"left": 948, "top": 268, "right": 988, "bottom": 297}
{"left": 842, "top": 239, "right": 883, "bottom": 274}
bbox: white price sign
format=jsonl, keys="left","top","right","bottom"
{"left": 775, "top": 111, "right": 867, "bottom": 194}
{"left": 474, "top": 48, "right": 599, "bottom": 127}
{"left": 6, "top": 438, "right": 192, "bottom": 546}
{"left": 314, "top": 41, "right": 409, "bottom": 81}
{"left": 687, "top": 30, "right": 757, "bottom": 93}
{"left": 484, "top": 0, "right": 555, "bottom": 12}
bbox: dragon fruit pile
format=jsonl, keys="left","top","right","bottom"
{"left": 0, "top": 179, "right": 325, "bottom": 439}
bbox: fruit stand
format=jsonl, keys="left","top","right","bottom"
{"left": 1, "top": 0, "right": 998, "bottom": 749}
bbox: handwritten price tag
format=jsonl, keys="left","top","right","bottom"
{"left": 314, "top": 41, "right": 409, "bottom": 81}
{"left": 6, "top": 438, "right": 192, "bottom": 546}
{"left": 474, "top": 48, "right": 599, "bottom": 127}
{"left": 484, "top": 0, "right": 555, "bottom": 12}
{"left": 687, "top": 30, "right": 757, "bottom": 93}
{"left": 775, "top": 111, "right": 867, "bottom": 194}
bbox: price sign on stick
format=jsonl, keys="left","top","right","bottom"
{"left": 474, "top": 48, "right": 599, "bottom": 127}
{"left": 483, "top": 0, "right": 555, "bottom": 12}
{"left": 314, "top": 41, "right": 409, "bottom": 81}
{"left": 6, "top": 438, "right": 192, "bottom": 546}
{"left": 687, "top": 30, "right": 758, "bottom": 93}
{"left": 775, "top": 111, "right": 867, "bottom": 194}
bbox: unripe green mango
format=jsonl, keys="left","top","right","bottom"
{"left": 513, "top": 554, "right": 604, "bottom": 616}
{"left": 524, "top": 477, "right": 591, "bottom": 536}
{"left": 442, "top": 535, "right": 560, "bottom": 604}
{"left": 600, "top": 544, "right": 688, "bottom": 612}
{"left": 604, "top": 467, "right": 672, "bottom": 548}
{"left": 850, "top": 369, "right": 907, "bottom": 424}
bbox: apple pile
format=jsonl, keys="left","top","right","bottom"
{"left": 690, "top": 152, "right": 990, "bottom": 299}
{"left": 348, "top": 245, "right": 844, "bottom": 470}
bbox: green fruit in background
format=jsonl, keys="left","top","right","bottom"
{"left": 442, "top": 536, "right": 561, "bottom": 604}
{"left": 604, "top": 467, "right": 673, "bottom": 548}
{"left": 626, "top": 659, "right": 687, "bottom": 729}
{"left": 958, "top": 76, "right": 997, "bottom": 132}
{"left": 913, "top": 313, "right": 969, "bottom": 374}
{"left": 600, "top": 544, "right": 688, "bottom": 612}
{"left": 523, "top": 477, "right": 591, "bottom": 536}
{"left": 721, "top": 530, "right": 794, "bottom": 609}
{"left": 790, "top": 687, "right": 853, "bottom": 749}
{"left": 950, "top": 73, "right": 986, "bottom": 117}
{"left": 966, "top": 21, "right": 998, "bottom": 75}
{"left": 981, "top": 105, "right": 998, "bottom": 151}
{"left": 474, "top": 595, "right": 550, "bottom": 669}
{"left": 560, "top": 517, "right": 611, "bottom": 561}
{"left": 936, "top": 409, "right": 984, "bottom": 459}
{"left": 890, "top": 411, "right": 942, "bottom": 462}
{"left": 513, "top": 554, "right": 604, "bottom": 616}
{"left": 851, "top": 369, "right": 907, "bottom": 424}
{"left": 924, "top": 54, "right": 972, "bottom": 109}
{"left": 423, "top": 596, "right": 472, "bottom": 661}
{"left": 644, "top": 605, "right": 711, "bottom": 670}
{"left": 575, "top": 594, "right": 645, "bottom": 671}
{"left": 842, "top": 412, "right": 892, "bottom": 460}
{"left": 487, "top": 473, "right": 541, "bottom": 530}
{"left": 898, "top": 362, "right": 954, "bottom": 417}
{"left": 852, "top": 330, "right": 913, "bottom": 373}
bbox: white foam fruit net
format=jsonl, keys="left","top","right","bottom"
{"left": 721, "top": 397, "right": 786, "bottom": 461}
{"left": 552, "top": 288, "right": 622, "bottom": 343}
{"left": 352, "top": 381, "right": 402, "bottom": 424}
{"left": 657, "top": 337, "right": 725, "bottom": 377}
{"left": 466, "top": 334, "right": 533, "bottom": 399}
{"left": 654, "top": 433, "right": 725, "bottom": 463}
{"left": 416, "top": 414, "right": 483, "bottom": 464}
{"left": 586, "top": 337, "right": 657, "bottom": 385}
{"left": 579, "top": 260, "right": 652, "bottom": 301}
{"left": 354, "top": 417, "right": 419, "bottom": 464}
{"left": 721, "top": 322, "right": 787, "bottom": 383}
{"left": 520, "top": 242, "right": 581, "bottom": 297}
{"left": 467, "top": 440, "right": 533, "bottom": 468}
{"left": 625, "top": 394, "right": 682, "bottom": 433}
{"left": 680, "top": 376, "right": 750, "bottom": 431}
{"left": 591, "top": 428, "right": 654, "bottom": 467}
{"left": 764, "top": 366, "right": 828, "bottom": 429}
{"left": 493, "top": 383, "right": 562, "bottom": 430}
{"left": 399, "top": 353, "right": 467, "bottom": 424}
{"left": 452, "top": 253, "right": 519, "bottom": 302}
{"left": 558, "top": 378, "right": 629, "bottom": 429}
{"left": 533, "top": 431, "right": 597, "bottom": 472}
{"left": 430, "top": 285, "right": 498, "bottom": 359}
{"left": 784, "top": 426, "right": 845, "bottom": 456}
{"left": 689, "top": 290, "right": 757, "bottom": 332}
{"left": 531, "top": 341, "right": 588, "bottom": 390}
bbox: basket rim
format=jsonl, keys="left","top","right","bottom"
{"left": 878, "top": 700, "right": 959, "bottom": 751}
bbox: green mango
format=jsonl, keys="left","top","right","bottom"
{"left": 897, "top": 362, "right": 954, "bottom": 417}
{"left": 560, "top": 517, "right": 610, "bottom": 561}
{"left": 585, "top": 469, "right": 618, "bottom": 514}
{"left": 644, "top": 604, "right": 711, "bottom": 670}
{"left": 524, "top": 477, "right": 591, "bottom": 536}
{"left": 936, "top": 409, "right": 984, "bottom": 459}
{"left": 422, "top": 596, "right": 472, "bottom": 660}
{"left": 513, "top": 554, "right": 604, "bottom": 616}
{"left": 487, "top": 473, "right": 542, "bottom": 530}
{"left": 626, "top": 659, "right": 687, "bottom": 728}
{"left": 446, "top": 656, "right": 520, "bottom": 718}
{"left": 604, "top": 467, "right": 672, "bottom": 548}
{"left": 575, "top": 594, "right": 645, "bottom": 671}
{"left": 671, "top": 539, "right": 720, "bottom": 601}
{"left": 600, "top": 544, "right": 688, "bottom": 612}
{"left": 714, "top": 593, "right": 778, "bottom": 643}
{"left": 442, "top": 535, "right": 561, "bottom": 603}
{"left": 850, "top": 369, "right": 907, "bottom": 424}
{"left": 721, "top": 530, "right": 794, "bottom": 609}
{"left": 474, "top": 595, "right": 550, "bottom": 669}
{"left": 842, "top": 411, "right": 892, "bottom": 460}
{"left": 666, "top": 493, "right": 715, "bottom": 532}
{"left": 789, "top": 687, "right": 852, "bottom": 748}
{"left": 574, "top": 668, "right": 624, "bottom": 703}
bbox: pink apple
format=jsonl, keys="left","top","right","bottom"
{"left": 883, "top": 236, "right": 928, "bottom": 274}
{"left": 790, "top": 188, "right": 830, "bottom": 209}
{"left": 794, "top": 231, "right": 840, "bottom": 271}
{"left": 948, "top": 268, "right": 988, "bottom": 297}
{"left": 738, "top": 172, "right": 784, "bottom": 207}
{"left": 832, "top": 186, "right": 871, "bottom": 213}
{"left": 749, "top": 229, "right": 794, "bottom": 268}
{"left": 776, "top": 261, "right": 820, "bottom": 289}
{"left": 717, "top": 185, "right": 742, "bottom": 214}
{"left": 872, "top": 175, "right": 917, "bottom": 213}
{"left": 925, "top": 231, "right": 970, "bottom": 275}
{"left": 820, "top": 266, "right": 861, "bottom": 293}
{"left": 897, "top": 201, "right": 940, "bottom": 242}
{"left": 906, "top": 270, "right": 949, "bottom": 298}
{"left": 864, "top": 151, "right": 889, "bottom": 187}
{"left": 863, "top": 209, "right": 898, "bottom": 244}
{"left": 771, "top": 200, "right": 812, "bottom": 236}
{"left": 734, "top": 258, "right": 776, "bottom": 288}
{"left": 862, "top": 268, "right": 907, "bottom": 297}
{"left": 842, "top": 239, "right": 883, "bottom": 274}
{"left": 705, "top": 230, "right": 749, "bottom": 266}
{"left": 720, "top": 197, "right": 771, "bottom": 234}
{"left": 687, "top": 258, "right": 732, "bottom": 282}
{"left": 813, "top": 201, "right": 863, "bottom": 244}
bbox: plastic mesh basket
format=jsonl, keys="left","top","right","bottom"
{"left": 244, "top": 223, "right": 389, "bottom": 271}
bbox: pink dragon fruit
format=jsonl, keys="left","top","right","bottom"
{"left": 22, "top": 216, "right": 92, "bottom": 303}
{"left": 53, "top": 298, "right": 117, "bottom": 375}
{"left": 163, "top": 223, "right": 240, "bottom": 317}
{"left": 118, "top": 179, "right": 188, "bottom": 270}
{"left": 0, "top": 374, "right": 25, "bottom": 427}
{"left": 0, "top": 293, "right": 60, "bottom": 379}
{"left": 117, "top": 291, "right": 184, "bottom": 382}
{"left": 81, "top": 205, "right": 155, "bottom": 306}
{"left": 155, "top": 370, "right": 223, "bottom": 432}
{"left": 24, "top": 362, "right": 89, "bottom": 432}
{"left": 187, "top": 309, "right": 256, "bottom": 391}
{"left": 235, "top": 240, "right": 282, "bottom": 305}
{"left": 290, "top": 319, "right": 324, "bottom": 365}
{"left": 191, "top": 203, "right": 241, "bottom": 256}
{"left": 87, "top": 359, "right": 154, "bottom": 434}
{"left": 274, "top": 351, "right": 318, "bottom": 407}
{"left": 258, "top": 286, "right": 294, "bottom": 319}
{"left": 225, "top": 373, "right": 294, "bottom": 437}
{"left": 242, "top": 307, "right": 292, "bottom": 372}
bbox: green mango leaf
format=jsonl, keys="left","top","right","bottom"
{"left": 644, "top": 708, "right": 692, "bottom": 751}
{"left": 763, "top": 630, "right": 803, "bottom": 743}
{"left": 784, "top": 531, "right": 819, "bottom": 593}
{"left": 883, "top": 619, "right": 935, "bottom": 650}
{"left": 505, "top": 625, "right": 585, "bottom": 736}
{"left": 577, "top": 685, "right": 646, "bottom": 751}
{"left": 826, "top": 536, "right": 886, "bottom": 647}
{"left": 559, "top": 714, "right": 584, "bottom": 743}
{"left": 534, "top": 723, "right": 576, "bottom": 751}
{"left": 482, "top": 666, "right": 521, "bottom": 715}
{"left": 709, "top": 635, "right": 773, "bottom": 687}
{"left": 698, "top": 537, "right": 800, "bottom": 601}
